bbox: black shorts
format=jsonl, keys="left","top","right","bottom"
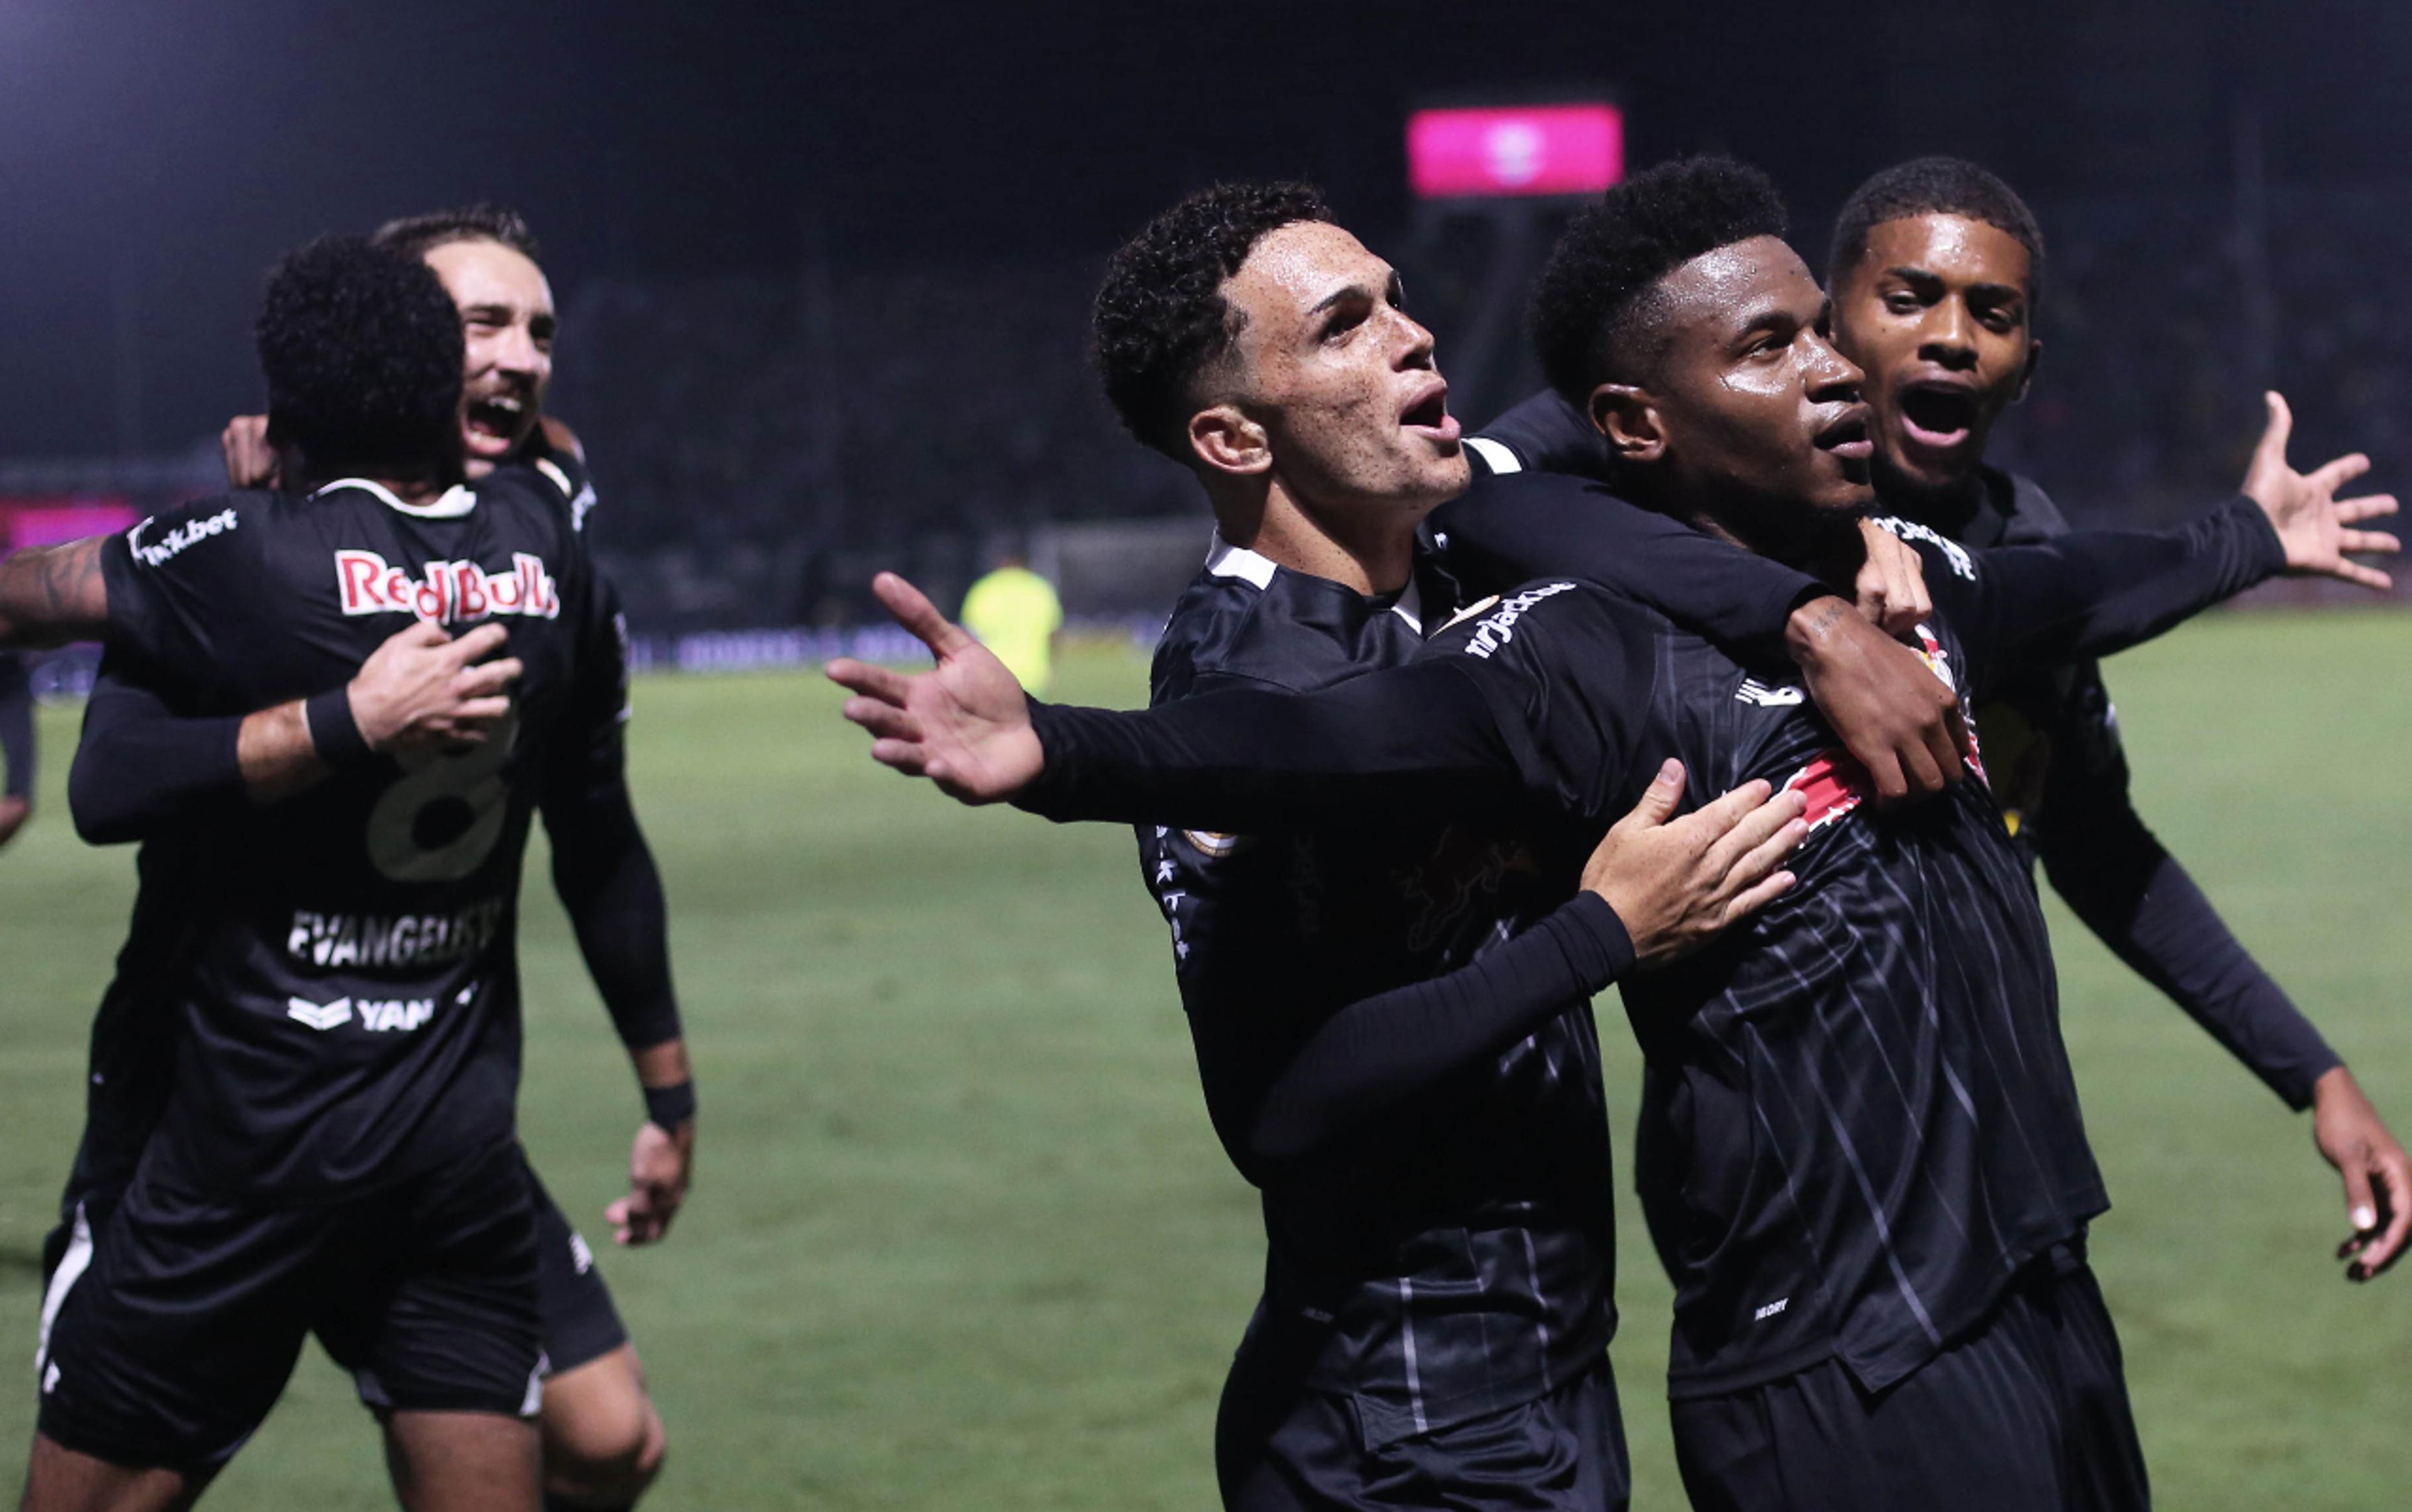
{"left": 35, "top": 1139, "right": 544, "bottom": 1472}
{"left": 524, "top": 1158, "right": 630, "bottom": 1378}
{"left": 1670, "top": 1245, "right": 2149, "bottom": 1512}
{"left": 1217, "top": 1352, "right": 1629, "bottom": 1512}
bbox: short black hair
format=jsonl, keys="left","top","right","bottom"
{"left": 371, "top": 203, "right": 541, "bottom": 263}
{"left": 1529, "top": 155, "right": 1790, "bottom": 403}
{"left": 1092, "top": 181, "right": 1333, "bottom": 460}
{"left": 258, "top": 236, "right": 465, "bottom": 477}
{"left": 1827, "top": 156, "right": 2045, "bottom": 303}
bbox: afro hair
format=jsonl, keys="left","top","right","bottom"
{"left": 1092, "top": 181, "right": 1332, "bottom": 460}
{"left": 1528, "top": 155, "right": 1790, "bottom": 403}
{"left": 1827, "top": 156, "right": 2045, "bottom": 303}
{"left": 257, "top": 235, "right": 465, "bottom": 478}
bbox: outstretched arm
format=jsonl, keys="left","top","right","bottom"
{"left": 830, "top": 573, "right": 1528, "bottom": 832}
{"left": 0, "top": 537, "right": 109, "bottom": 648}
{"left": 2030, "top": 666, "right": 2408, "bottom": 1280}
{"left": 1438, "top": 476, "right": 1963, "bottom": 803}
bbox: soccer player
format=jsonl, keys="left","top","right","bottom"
{"left": 2, "top": 237, "right": 672, "bottom": 1512}
{"left": 832, "top": 158, "right": 2390, "bottom": 1511}
{"left": 959, "top": 552, "right": 1062, "bottom": 694}
{"left": 203, "top": 203, "right": 673, "bottom": 1510}
{"left": 1453, "top": 157, "right": 2412, "bottom": 1290}
{"left": 0, "top": 651, "right": 33, "bottom": 848}
{"left": 972, "top": 179, "right": 1820, "bottom": 1512}
{"left": 1820, "top": 157, "right": 2409, "bottom": 1278}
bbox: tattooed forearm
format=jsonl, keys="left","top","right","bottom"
{"left": 0, "top": 536, "right": 110, "bottom": 648}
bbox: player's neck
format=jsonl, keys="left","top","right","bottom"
{"left": 1874, "top": 454, "right": 1986, "bottom": 529}
{"left": 288, "top": 455, "right": 460, "bottom": 506}
{"left": 1207, "top": 476, "right": 1418, "bottom": 597}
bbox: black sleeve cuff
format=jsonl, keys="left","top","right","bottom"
{"left": 303, "top": 687, "right": 371, "bottom": 766}
{"left": 1546, "top": 890, "right": 1638, "bottom": 993}
{"left": 2219, "top": 494, "right": 2290, "bottom": 580}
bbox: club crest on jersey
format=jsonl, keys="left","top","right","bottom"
{"left": 336, "top": 550, "right": 561, "bottom": 624}
{"left": 1782, "top": 749, "right": 1873, "bottom": 831}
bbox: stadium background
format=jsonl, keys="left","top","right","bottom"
{"left": 1, "top": 0, "right": 2407, "bottom": 1504}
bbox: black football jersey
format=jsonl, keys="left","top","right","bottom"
{"left": 1141, "top": 536, "right": 1614, "bottom": 1446}
{"left": 91, "top": 464, "right": 624, "bottom": 1200}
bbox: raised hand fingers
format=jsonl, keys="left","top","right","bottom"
{"left": 868, "top": 737, "right": 930, "bottom": 776}
{"left": 872, "top": 572, "right": 975, "bottom": 659}
{"left": 825, "top": 657, "right": 911, "bottom": 705}
{"left": 2305, "top": 451, "right": 2372, "bottom": 498}
{"left": 2251, "top": 390, "right": 2294, "bottom": 473}
{"left": 842, "top": 697, "right": 922, "bottom": 743}
{"left": 2334, "top": 492, "right": 2399, "bottom": 525}
{"left": 2325, "top": 559, "right": 2394, "bottom": 592}
{"left": 2337, "top": 527, "right": 2402, "bottom": 556}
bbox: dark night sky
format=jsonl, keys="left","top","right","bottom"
{"left": 4, "top": 0, "right": 2409, "bottom": 459}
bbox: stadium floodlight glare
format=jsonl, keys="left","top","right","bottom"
{"left": 1406, "top": 102, "right": 1623, "bottom": 200}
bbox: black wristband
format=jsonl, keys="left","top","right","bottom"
{"left": 643, "top": 1080, "right": 697, "bottom": 1129}
{"left": 303, "top": 687, "right": 371, "bottom": 766}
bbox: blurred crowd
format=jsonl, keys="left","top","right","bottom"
{"left": 525, "top": 185, "right": 2412, "bottom": 629}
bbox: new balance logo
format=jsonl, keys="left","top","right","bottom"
{"left": 1736, "top": 678, "right": 1805, "bottom": 707}
{"left": 335, "top": 550, "right": 561, "bottom": 624}
{"left": 286, "top": 996, "right": 435, "bottom": 1033}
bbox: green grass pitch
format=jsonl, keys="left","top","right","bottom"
{"left": 2, "top": 609, "right": 2408, "bottom": 1507}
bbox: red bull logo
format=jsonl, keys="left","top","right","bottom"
{"left": 1784, "top": 749, "right": 1872, "bottom": 830}
{"left": 335, "top": 550, "right": 560, "bottom": 624}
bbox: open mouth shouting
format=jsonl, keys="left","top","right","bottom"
{"left": 1894, "top": 379, "right": 1983, "bottom": 454}
{"left": 1400, "top": 379, "right": 1461, "bottom": 446}
{"left": 462, "top": 390, "right": 531, "bottom": 455}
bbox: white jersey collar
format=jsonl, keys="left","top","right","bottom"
{"left": 310, "top": 477, "right": 478, "bottom": 519}
{"left": 1205, "top": 531, "right": 1422, "bottom": 633}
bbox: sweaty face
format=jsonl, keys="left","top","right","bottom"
{"left": 1830, "top": 214, "right": 2037, "bottom": 499}
{"left": 1643, "top": 236, "right": 1874, "bottom": 526}
{"left": 423, "top": 239, "right": 555, "bottom": 479}
{"left": 1214, "top": 220, "right": 1469, "bottom": 520}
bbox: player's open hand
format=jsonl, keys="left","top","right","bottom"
{"left": 609, "top": 1117, "right": 693, "bottom": 1247}
{"left": 2241, "top": 391, "right": 2401, "bottom": 590}
{"left": 221, "top": 413, "right": 280, "bottom": 490}
{"left": 1854, "top": 518, "right": 1932, "bottom": 636}
{"left": 828, "top": 572, "right": 1043, "bottom": 803}
{"left": 2312, "top": 1064, "right": 2411, "bottom": 1281}
{"left": 1584, "top": 759, "right": 1807, "bottom": 966}
{"left": 1788, "top": 598, "right": 1968, "bottom": 805}
{"left": 347, "top": 621, "right": 520, "bottom": 753}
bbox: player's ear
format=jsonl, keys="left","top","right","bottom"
{"left": 1189, "top": 403, "right": 1273, "bottom": 478}
{"left": 2013, "top": 337, "right": 2043, "bottom": 405}
{"left": 1590, "top": 383, "right": 1663, "bottom": 465}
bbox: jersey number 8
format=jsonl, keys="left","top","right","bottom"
{"left": 366, "top": 712, "right": 518, "bottom": 883}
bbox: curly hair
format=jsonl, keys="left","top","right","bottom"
{"left": 1827, "top": 156, "right": 2044, "bottom": 304}
{"left": 258, "top": 236, "right": 465, "bottom": 477}
{"left": 1528, "top": 155, "right": 1789, "bottom": 403}
{"left": 371, "top": 202, "right": 541, "bottom": 263}
{"left": 1092, "top": 182, "right": 1332, "bottom": 460}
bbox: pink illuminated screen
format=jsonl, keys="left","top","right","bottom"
{"left": 0, "top": 499, "right": 138, "bottom": 549}
{"left": 1407, "top": 104, "right": 1624, "bottom": 199}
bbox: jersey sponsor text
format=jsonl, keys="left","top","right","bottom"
{"left": 335, "top": 550, "right": 562, "bottom": 624}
